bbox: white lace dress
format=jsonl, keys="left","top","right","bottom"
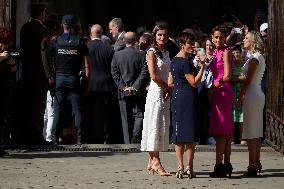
{"left": 140, "top": 48, "right": 171, "bottom": 151}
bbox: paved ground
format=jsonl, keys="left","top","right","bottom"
{"left": 0, "top": 144, "right": 283, "bottom": 189}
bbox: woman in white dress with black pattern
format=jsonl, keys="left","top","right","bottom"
{"left": 140, "top": 24, "right": 171, "bottom": 176}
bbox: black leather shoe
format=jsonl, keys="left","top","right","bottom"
{"left": 224, "top": 163, "right": 233, "bottom": 178}
{"left": 51, "top": 135, "right": 59, "bottom": 145}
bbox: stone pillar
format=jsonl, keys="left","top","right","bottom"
{"left": 0, "top": 0, "right": 4, "bottom": 26}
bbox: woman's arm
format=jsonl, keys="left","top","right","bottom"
{"left": 168, "top": 71, "right": 174, "bottom": 89}
{"left": 185, "top": 64, "right": 205, "bottom": 88}
{"left": 147, "top": 50, "right": 168, "bottom": 89}
{"left": 214, "top": 50, "right": 232, "bottom": 88}
{"left": 237, "top": 58, "right": 259, "bottom": 106}
{"left": 185, "top": 54, "right": 206, "bottom": 87}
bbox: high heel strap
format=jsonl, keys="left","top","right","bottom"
{"left": 256, "top": 162, "right": 262, "bottom": 172}
{"left": 186, "top": 166, "right": 196, "bottom": 179}
{"left": 151, "top": 165, "right": 171, "bottom": 176}
{"left": 147, "top": 158, "right": 152, "bottom": 170}
{"left": 176, "top": 165, "right": 184, "bottom": 179}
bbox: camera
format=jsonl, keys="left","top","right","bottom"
{"left": 9, "top": 52, "right": 20, "bottom": 59}
{"left": 233, "top": 28, "right": 242, "bottom": 34}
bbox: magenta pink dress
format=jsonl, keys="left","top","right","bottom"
{"left": 209, "top": 46, "right": 234, "bottom": 136}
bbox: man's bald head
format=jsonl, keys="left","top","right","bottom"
{"left": 90, "top": 24, "right": 103, "bottom": 38}
{"left": 123, "top": 31, "right": 136, "bottom": 46}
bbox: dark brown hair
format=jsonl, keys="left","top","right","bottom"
{"left": 211, "top": 25, "right": 226, "bottom": 35}
{"left": 178, "top": 32, "right": 195, "bottom": 45}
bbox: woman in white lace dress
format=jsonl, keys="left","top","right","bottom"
{"left": 140, "top": 24, "right": 171, "bottom": 176}
{"left": 237, "top": 31, "right": 265, "bottom": 176}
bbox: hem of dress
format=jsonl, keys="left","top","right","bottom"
{"left": 242, "top": 135, "right": 263, "bottom": 140}
{"left": 140, "top": 148, "right": 169, "bottom": 152}
{"left": 209, "top": 132, "right": 233, "bottom": 137}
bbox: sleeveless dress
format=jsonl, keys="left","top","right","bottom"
{"left": 170, "top": 57, "right": 199, "bottom": 143}
{"left": 141, "top": 48, "right": 171, "bottom": 151}
{"left": 242, "top": 52, "right": 265, "bottom": 139}
{"left": 209, "top": 46, "right": 234, "bottom": 136}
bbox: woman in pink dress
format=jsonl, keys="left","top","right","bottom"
{"left": 209, "top": 26, "right": 234, "bottom": 178}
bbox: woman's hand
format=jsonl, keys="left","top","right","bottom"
{"left": 0, "top": 51, "right": 9, "bottom": 62}
{"left": 163, "top": 87, "right": 171, "bottom": 101}
{"left": 195, "top": 54, "right": 206, "bottom": 65}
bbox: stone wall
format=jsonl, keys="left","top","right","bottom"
{"left": 266, "top": 0, "right": 284, "bottom": 154}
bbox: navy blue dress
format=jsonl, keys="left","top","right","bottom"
{"left": 170, "top": 57, "right": 199, "bottom": 143}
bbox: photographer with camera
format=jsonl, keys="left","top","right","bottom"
{"left": 0, "top": 27, "right": 17, "bottom": 156}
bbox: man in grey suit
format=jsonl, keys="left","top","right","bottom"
{"left": 109, "top": 18, "right": 126, "bottom": 51}
{"left": 111, "top": 32, "right": 148, "bottom": 144}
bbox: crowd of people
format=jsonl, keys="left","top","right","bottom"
{"left": 0, "top": 3, "right": 268, "bottom": 177}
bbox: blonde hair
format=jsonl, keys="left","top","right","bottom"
{"left": 248, "top": 30, "right": 265, "bottom": 54}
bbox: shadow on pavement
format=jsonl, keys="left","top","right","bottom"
{"left": 4, "top": 151, "right": 140, "bottom": 159}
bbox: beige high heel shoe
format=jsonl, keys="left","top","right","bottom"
{"left": 151, "top": 162, "right": 171, "bottom": 176}
{"left": 152, "top": 167, "right": 171, "bottom": 176}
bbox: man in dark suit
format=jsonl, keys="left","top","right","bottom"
{"left": 20, "top": 4, "right": 49, "bottom": 144}
{"left": 111, "top": 32, "right": 148, "bottom": 144}
{"left": 87, "top": 24, "right": 122, "bottom": 143}
{"left": 109, "top": 18, "right": 126, "bottom": 52}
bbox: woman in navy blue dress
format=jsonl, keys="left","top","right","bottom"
{"left": 169, "top": 32, "right": 206, "bottom": 179}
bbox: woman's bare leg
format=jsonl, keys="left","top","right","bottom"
{"left": 147, "top": 152, "right": 154, "bottom": 170}
{"left": 224, "top": 135, "right": 232, "bottom": 164}
{"left": 256, "top": 138, "right": 261, "bottom": 166}
{"left": 175, "top": 143, "right": 184, "bottom": 170}
{"left": 216, "top": 135, "right": 226, "bottom": 164}
{"left": 247, "top": 139, "right": 257, "bottom": 166}
{"left": 185, "top": 142, "right": 196, "bottom": 171}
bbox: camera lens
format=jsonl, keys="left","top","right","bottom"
{"left": 9, "top": 52, "right": 20, "bottom": 59}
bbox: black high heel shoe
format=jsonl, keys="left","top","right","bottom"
{"left": 256, "top": 162, "right": 262, "bottom": 173}
{"left": 210, "top": 163, "right": 226, "bottom": 178}
{"left": 243, "top": 164, "right": 258, "bottom": 176}
{"left": 224, "top": 163, "right": 233, "bottom": 178}
{"left": 185, "top": 166, "right": 196, "bottom": 179}
{"left": 175, "top": 165, "right": 184, "bottom": 179}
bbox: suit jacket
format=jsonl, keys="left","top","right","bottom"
{"left": 113, "top": 32, "right": 126, "bottom": 52}
{"left": 20, "top": 18, "right": 48, "bottom": 84}
{"left": 87, "top": 39, "right": 115, "bottom": 92}
{"left": 111, "top": 46, "right": 148, "bottom": 99}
